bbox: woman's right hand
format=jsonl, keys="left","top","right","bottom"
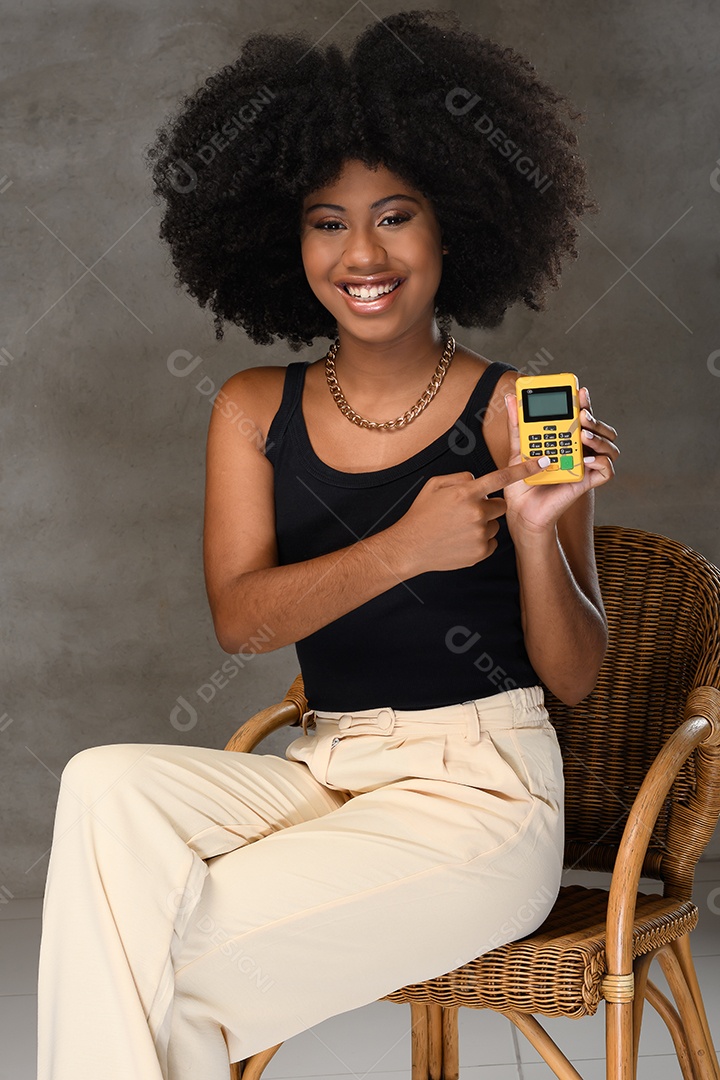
{"left": 386, "top": 459, "right": 548, "bottom": 575}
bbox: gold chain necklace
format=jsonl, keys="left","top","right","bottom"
{"left": 324, "top": 335, "right": 456, "bottom": 431}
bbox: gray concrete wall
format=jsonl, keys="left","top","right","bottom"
{"left": 2, "top": 0, "right": 719, "bottom": 901}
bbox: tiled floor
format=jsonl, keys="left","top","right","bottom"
{"left": 2, "top": 865, "right": 718, "bottom": 1080}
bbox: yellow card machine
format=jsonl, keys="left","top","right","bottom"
{"left": 516, "top": 373, "right": 584, "bottom": 485}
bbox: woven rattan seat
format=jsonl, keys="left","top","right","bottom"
{"left": 224, "top": 526, "right": 720, "bottom": 1080}
{"left": 382, "top": 886, "right": 699, "bottom": 1018}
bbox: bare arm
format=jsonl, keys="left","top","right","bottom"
{"left": 513, "top": 491, "right": 608, "bottom": 705}
{"left": 203, "top": 370, "right": 419, "bottom": 653}
{"left": 497, "top": 381, "right": 619, "bottom": 705}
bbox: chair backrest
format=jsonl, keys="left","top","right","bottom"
{"left": 543, "top": 525, "right": 720, "bottom": 897}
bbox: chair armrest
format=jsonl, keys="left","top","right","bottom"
{"left": 604, "top": 685, "right": 720, "bottom": 981}
{"left": 224, "top": 674, "right": 307, "bottom": 753}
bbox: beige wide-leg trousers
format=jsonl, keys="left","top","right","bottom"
{"left": 36, "top": 685, "right": 564, "bottom": 1080}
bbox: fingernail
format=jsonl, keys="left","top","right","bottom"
{"left": 538, "top": 455, "right": 551, "bottom": 468}
{"left": 583, "top": 456, "right": 596, "bottom": 463}
{"left": 584, "top": 430, "right": 595, "bottom": 439}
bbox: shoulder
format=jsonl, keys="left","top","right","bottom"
{"left": 454, "top": 344, "right": 520, "bottom": 468}
{"left": 481, "top": 364, "right": 519, "bottom": 470}
{"left": 454, "top": 342, "right": 519, "bottom": 390}
{"left": 216, "top": 364, "right": 296, "bottom": 445}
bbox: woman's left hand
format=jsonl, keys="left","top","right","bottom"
{"left": 502, "top": 386, "right": 619, "bottom": 538}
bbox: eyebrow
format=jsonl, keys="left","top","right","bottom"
{"left": 303, "top": 194, "right": 421, "bottom": 215}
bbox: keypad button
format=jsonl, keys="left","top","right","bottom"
{"left": 529, "top": 449, "right": 544, "bottom": 456}
{"left": 543, "top": 425, "right": 557, "bottom": 431}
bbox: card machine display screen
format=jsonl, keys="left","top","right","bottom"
{"left": 522, "top": 387, "right": 573, "bottom": 421}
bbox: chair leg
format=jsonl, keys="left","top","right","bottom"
{"left": 408, "top": 1001, "right": 459, "bottom": 1080}
{"left": 441, "top": 1005, "right": 459, "bottom": 1080}
{"left": 645, "top": 979, "right": 697, "bottom": 1080}
{"left": 605, "top": 1000, "right": 635, "bottom": 1080}
{"left": 230, "top": 1042, "right": 284, "bottom": 1080}
{"left": 632, "top": 953, "right": 655, "bottom": 1077}
{"left": 656, "top": 946, "right": 719, "bottom": 1080}
{"left": 411, "top": 1001, "right": 430, "bottom": 1080}
{"left": 670, "top": 934, "right": 720, "bottom": 1080}
{"left": 504, "top": 1010, "right": 584, "bottom": 1080}
{"left": 427, "top": 1002, "right": 443, "bottom": 1080}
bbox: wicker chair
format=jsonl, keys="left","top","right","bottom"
{"left": 224, "top": 525, "right": 720, "bottom": 1080}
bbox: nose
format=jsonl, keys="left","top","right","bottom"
{"left": 341, "top": 225, "right": 388, "bottom": 271}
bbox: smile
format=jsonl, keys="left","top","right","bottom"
{"left": 340, "top": 278, "right": 403, "bottom": 300}
{"left": 334, "top": 277, "right": 406, "bottom": 314}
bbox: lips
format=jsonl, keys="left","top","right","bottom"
{"left": 334, "top": 276, "right": 406, "bottom": 313}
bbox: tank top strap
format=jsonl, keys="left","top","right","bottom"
{"left": 465, "top": 360, "right": 518, "bottom": 420}
{"left": 265, "top": 361, "right": 308, "bottom": 464}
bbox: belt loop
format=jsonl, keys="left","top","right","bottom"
{"left": 301, "top": 709, "right": 316, "bottom": 735}
{"left": 466, "top": 701, "right": 481, "bottom": 745}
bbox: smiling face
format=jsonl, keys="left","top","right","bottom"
{"left": 300, "top": 159, "right": 445, "bottom": 345}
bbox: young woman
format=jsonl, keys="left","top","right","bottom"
{"left": 37, "top": 11, "right": 618, "bottom": 1080}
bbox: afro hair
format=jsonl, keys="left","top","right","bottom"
{"left": 145, "top": 9, "right": 598, "bottom": 350}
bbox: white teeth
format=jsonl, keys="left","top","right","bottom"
{"left": 344, "top": 280, "right": 400, "bottom": 299}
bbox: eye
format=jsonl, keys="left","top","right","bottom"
{"left": 308, "top": 212, "right": 412, "bottom": 231}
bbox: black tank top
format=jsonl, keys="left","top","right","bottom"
{"left": 264, "top": 359, "right": 539, "bottom": 711}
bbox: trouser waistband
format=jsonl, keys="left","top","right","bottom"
{"left": 301, "top": 685, "right": 547, "bottom": 742}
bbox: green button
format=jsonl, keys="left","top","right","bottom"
{"left": 560, "top": 455, "right": 575, "bottom": 470}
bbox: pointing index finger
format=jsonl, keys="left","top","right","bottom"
{"left": 473, "top": 456, "right": 549, "bottom": 495}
